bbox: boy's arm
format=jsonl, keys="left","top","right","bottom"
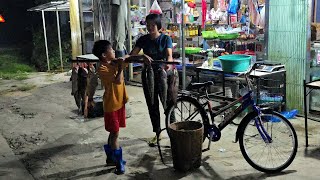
{"left": 113, "top": 59, "right": 124, "bottom": 85}
{"left": 113, "top": 69, "right": 123, "bottom": 85}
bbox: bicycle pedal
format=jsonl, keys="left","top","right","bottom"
{"left": 207, "top": 125, "right": 221, "bottom": 142}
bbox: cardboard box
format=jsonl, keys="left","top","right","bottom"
{"left": 311, "top": 23, "right": 320, "bottom": 41}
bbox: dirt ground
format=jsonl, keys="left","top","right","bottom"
{"left": 1, "top": 72, "right": 320, "bottom": 180}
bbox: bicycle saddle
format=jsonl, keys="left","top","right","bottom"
{"left": 189, "top": 81, "right": 214, "bottom": 90}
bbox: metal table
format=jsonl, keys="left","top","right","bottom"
{"left": 195, "top": 67, "right": 244, "bottom": 97}
{"left": 304, "top": 80, "right": 320, "bottom": 147}
{"left": 195, "top": 67, "right": 286, "bottom": 104}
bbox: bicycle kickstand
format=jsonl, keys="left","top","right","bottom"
{"left": 203, "top": 131, "right": 214, "bottom": 152}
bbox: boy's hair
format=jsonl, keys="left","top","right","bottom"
{"left": 146, "top": 14, "right": 162, "bottom": 30}
{"left": 92, "top": 40, "right": 111, "bottom": 59}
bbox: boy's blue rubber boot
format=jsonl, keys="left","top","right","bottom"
{"left": 114, "top": 147, "right": 125, "bottom": 174}
{"left": 103, "top": 144, "right": 126, "bottom": 166}
{"left": 103, "top": 144, "right": 116, "bottom": 166}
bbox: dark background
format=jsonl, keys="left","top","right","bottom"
{"left": 0, "top": 0, "right": 37, "bottom": 47}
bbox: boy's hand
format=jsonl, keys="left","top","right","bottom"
{"left": 117, "top": 57, "right": 125, "bottom": 69}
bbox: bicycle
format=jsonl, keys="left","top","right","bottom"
{"left": 162, "top": 64, "right": 298, "bottom": 173}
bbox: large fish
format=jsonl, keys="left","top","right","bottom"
{"left": 71, "top": 66, "right": 78, "bottom": 96}
{"left": 142, "top": 65, "right": 155, "bottom": 105}
{"left": 158, "top": 68, "right": 168, "bottom": 109}
{"left": 167, "top": 68, "right": 179, "bottom": 105}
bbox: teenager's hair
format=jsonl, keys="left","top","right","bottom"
{"left": 92, "top": 40, "right": 111, "bottom": 59}
{"left": 146, "top": 14, "right": 162, "bottom": 30}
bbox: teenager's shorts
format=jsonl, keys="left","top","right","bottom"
{"left": 104, "top": 105, "right": 126, "bottom": 133}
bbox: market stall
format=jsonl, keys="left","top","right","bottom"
{"left": 125, "top": 0, "right": 288, "bottom": 107}
{"left": 155, "top": 0, "right": 268, "bottom": 89}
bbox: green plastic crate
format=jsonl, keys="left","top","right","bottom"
{"left": 180, "top": 47, "right": 202, "bottom": 55}
{"left": 218, "top": 54, "right": 251, "bottom": 72}
{"left": 217, "top": 33, "right": 239, "bottom": 40}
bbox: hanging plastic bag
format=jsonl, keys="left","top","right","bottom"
{"left": 258, "top": 5, "right": 265, "bottom": 28}
{"left": 218, "top": 0, "right": 227, "bottom": 11}
{"left": 228, "top": 0, "right": 239, "bottom": 14}
{"left": 149, "top": 0, "right": 162, "bottom": 14}
{"left": 201, "top": 0, "right": 207, "bottom": 28}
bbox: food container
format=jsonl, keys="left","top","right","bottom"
{"left": 184, "top": 47, "right": 202, "bottom": 55}
{"left": 218, "top": 54, "right": 251, "bottom": 72}
{"left": 201, "top": 31, "right": 218, "bottom": 39}
{"left": 217, "top": 33, "right": 239, "bottom": 40}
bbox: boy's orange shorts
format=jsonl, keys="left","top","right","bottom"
{"left": 104, "top": 105, "right": 126, "bottom": 133}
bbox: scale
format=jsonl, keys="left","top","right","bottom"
{"left": 255, "top": 63, "right": 285, "bottom": 72}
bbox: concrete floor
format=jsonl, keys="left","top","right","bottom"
{"left": 0, "top": 72, "right": 320, "bottom": 180}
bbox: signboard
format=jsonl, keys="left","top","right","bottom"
{"left": 0, "top": 14, "right": 5, "bottom": 23}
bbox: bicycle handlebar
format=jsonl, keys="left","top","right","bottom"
{"left": 243, "top": 63, "right": 258, "bottom": 91}
{"left": 246, "top": 63, "right": 258, "bottom": 76}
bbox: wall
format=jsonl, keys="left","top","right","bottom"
{"left": 268, "top": 0, "right": 310, "bottom": 112}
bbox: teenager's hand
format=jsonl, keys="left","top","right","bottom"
{"left": 165, "top": 64, "right": 172, "bottom": 71}
{"left": 143, "top": 54, "right": 152, "bottom": 65}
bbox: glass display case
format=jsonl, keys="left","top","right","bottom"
{"left": 309, "top": 42, "right": 320, "bottom": 112}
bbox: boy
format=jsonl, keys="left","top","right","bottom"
{"left": 93, "top": 40, "right": 150, "bottom": 174}
{"left": 93, "top": 40, "right": 127, "bottom": 174}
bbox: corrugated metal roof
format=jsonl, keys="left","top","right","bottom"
{"left": 27, "top": 0, "right": 92, "bottom": 12}
{"left": 28, "top": 1, "right": 69, "bottom": 12}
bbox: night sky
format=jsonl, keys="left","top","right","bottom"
{"left": 0, "top": 0, "right": 38, "bottom": 46}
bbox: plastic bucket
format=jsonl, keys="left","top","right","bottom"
{"left": 218, "top": 54, "right": 251, "bottom": 72}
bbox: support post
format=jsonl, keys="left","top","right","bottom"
{"left": 56, "top": 10, "right": 63, "bottom": 72}
{"left": 304, "top": 80, "right": 308, "bottom": 147}
{"left": 127, "top": 0, "right": 133, "bottom": 81}
{"left": 181, "top": 0, "right": 186, "bottom": 90}
{"left": 42, "top": 10, "right": 50, "bottom": 71}
{"left": 69, "top": 0, "right": 83, "bottom": 60}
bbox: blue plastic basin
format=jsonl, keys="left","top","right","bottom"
{"left": 218, "top": 55, "right": 251, "bottom": 72}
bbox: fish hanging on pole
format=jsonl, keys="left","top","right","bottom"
{"left": 158, "top": 68, "right": 168, "bottom": 109}
{"left": 141, "top": 65, "right": 155, "bottom": 105}
{"left": 167, "top": 68, "right": 179, "bottom": 105}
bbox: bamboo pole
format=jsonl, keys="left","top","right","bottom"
{"left": 69, "top": 0, "right": 82, "bottom": 60}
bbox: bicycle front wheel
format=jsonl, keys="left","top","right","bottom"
{"left": 165, "top": 96, "right": 209, "bottom": 140}
{"left": 238, "top": 111, "right": 298, "bottom": 173}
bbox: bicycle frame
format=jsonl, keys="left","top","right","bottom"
{"left": 204, "top": 87, "right": 272, "bottom": 144}
{"left": 181, "top": 74, "right": 273, "bottom": 144}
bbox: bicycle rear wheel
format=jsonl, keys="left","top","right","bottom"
{"left": 238, "top": 111, "right": 298, "bottom": 173}
{"left": 165, "top": 96, "right": 209, "bottom": 140}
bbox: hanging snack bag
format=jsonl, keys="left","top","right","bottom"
{"left": 149, "top": 0, "right": 162, "bottom": 14}
{"left": 228, "top": 0, "right": 239, "bottom": 14}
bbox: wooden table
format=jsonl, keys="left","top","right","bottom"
{"left": 304, "top": 80, "right": 320, "bottom": 147}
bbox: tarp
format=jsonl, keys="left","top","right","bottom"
{"left": 94, "top": 0, "right": 128, "bottom": 57}
{"left": 111, "top": 0, "right": 128, "bottom": 57}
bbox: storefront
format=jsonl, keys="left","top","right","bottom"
{"left": 128, "top": 1, "right": 283, "bottom": 107}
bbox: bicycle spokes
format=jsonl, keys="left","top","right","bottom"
{"left": 239, "top": 112, "right": 297, "bottom": 173}
{"left": 173, "top": 101, "right": 203, "bottom": 123}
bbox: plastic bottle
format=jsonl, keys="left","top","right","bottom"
{"left": 207, "top": 51, "right": 214, "bottom": 69}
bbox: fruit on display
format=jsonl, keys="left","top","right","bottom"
{"left": 240, "top": 34, "right": 247, "bottom": 40}
{"left": 239, "top": 34, "right": 255, "bottom": 40}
